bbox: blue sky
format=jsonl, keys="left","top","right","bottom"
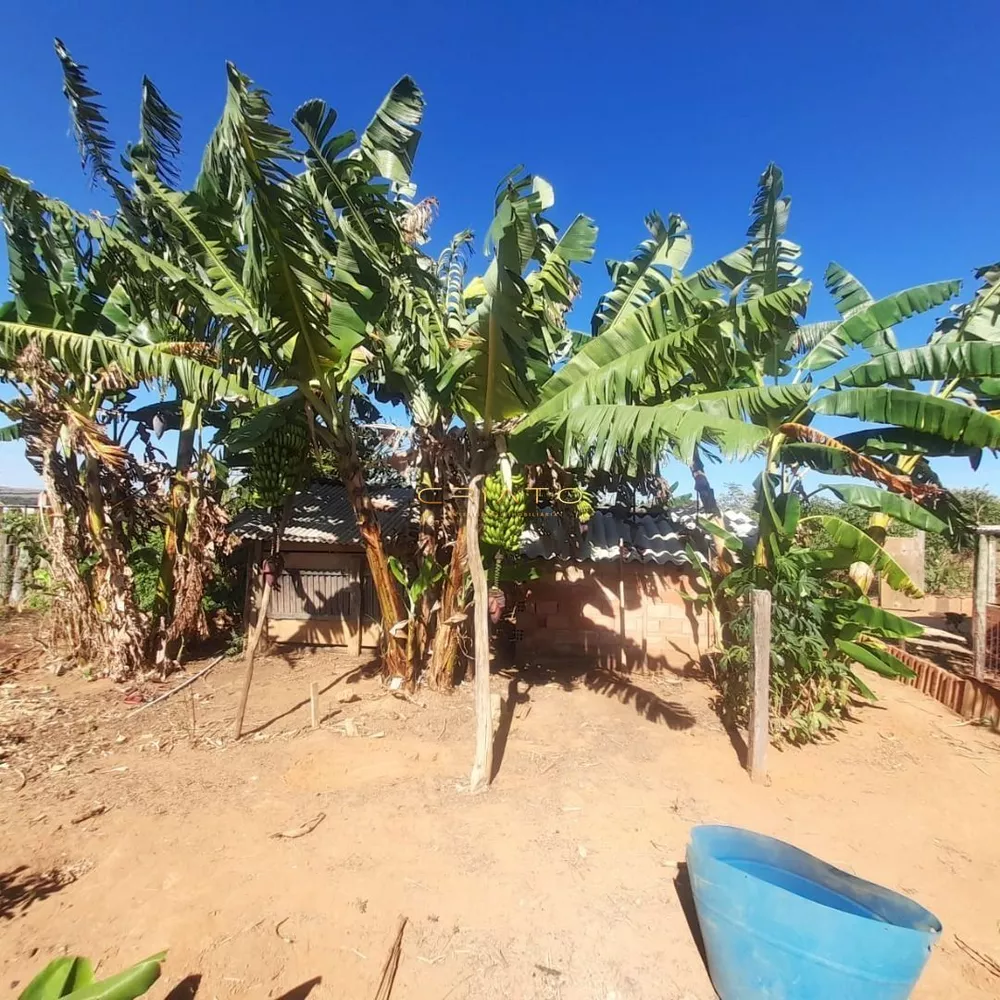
{"left": 1, "top": 0, "right": 998, "bottom": 493}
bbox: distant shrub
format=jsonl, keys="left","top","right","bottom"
{"left": 127, "top": 530, "right": 164, "bottom": 614}
{"left": 925, "top": 487, "right": 1000, "bottom": 595}
{"left": 127, "top": 528, "right": 245, "bottom": 622}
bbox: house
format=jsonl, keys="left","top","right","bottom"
{"left": 513, "top": 508, "right": 717, "bottom": 672}
{"left": 231, "top": 482, "right": 725, "bottom": 673}
{"left": 0, "top": 486, "right": 46, "bottom": 513}
{"left": 230, "top": 483, "right": 415, "bottom": 650}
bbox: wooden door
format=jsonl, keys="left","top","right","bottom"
{"left": 267, "top": 551, "right": 367, "bottom": 647}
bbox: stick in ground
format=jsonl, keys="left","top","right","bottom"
{"left": 373, "top": 915, "right": 407, "bottom": 1000}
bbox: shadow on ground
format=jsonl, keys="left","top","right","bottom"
{"left": 163, "top": 974, "right": 321, "bottom": 999}
{"left": 164, "top": 975, "right": 202, "bottom": 999}
{"left": 0, "top": 865, "right": 72, "bottom": 921}
{"left": 723, "top": 722, "right": 748, "bottom": 769}
{"left": 673, "top": 861, "right": 710, "bottom": 977}
{"left": 505, "top": 661, "right": 697, "bottom": 730}
{"left": 491, "top": 677, "right": 528, "bottom": 781}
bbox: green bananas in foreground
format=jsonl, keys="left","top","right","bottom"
{"left": 250, "top": 421, "right": 310, "bottom": 508}
{"left": 482, "top": 471, "right": 526, "bottom": 554}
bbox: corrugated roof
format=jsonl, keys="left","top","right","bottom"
{"left": 230, "top": 483, "right": 415, "bottom": 545}
{"left": 0, "top": 487, "right": 44, "bottom": 508}
{"left": 521, "top": 508, "right": 756, "bottom": 565}
{"left": 672, "top": 506, "right": 758, "bottom": 545}
{"left": 521, "top": 510, "right": 696, "bottom": 565}
{"left": 230, "top": 483, "right": 759, "bottom": 560}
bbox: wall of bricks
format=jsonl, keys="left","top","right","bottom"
{"left": 899, "top": 652, "right": 1000, "bottom": 729}
{"left": 877, "top": 535, "right": 976, "bottom": 617}
{"left": 514, "top": 561, "right": 712, "bottom": 671}
{"left": 878, "top": 593, "right": 973, "bottom": 616}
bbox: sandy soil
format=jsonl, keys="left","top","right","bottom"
{"left": 2, "top": 613, "right": 1000, "bottom": 999}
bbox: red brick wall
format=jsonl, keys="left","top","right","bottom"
{"left": 514, "top": 562, "right": 711, "bottom": 671}
{"left": 899, "top": 653, "right": 1000, "bottom": 728}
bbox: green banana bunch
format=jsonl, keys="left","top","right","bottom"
{"left": 250, "top": 420, "right": 311, "bottom": 508}
{"left": 577, "top": 490, "right": 595, "bottom": 525}
{"left": 482, "top": 471, "right": 526, "bottom": 554}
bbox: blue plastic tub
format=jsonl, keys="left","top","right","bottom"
{"left": 686, "top": 825, "right": 941, "bottom": 999}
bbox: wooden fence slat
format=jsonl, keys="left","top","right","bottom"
{"left": 310, "top": 682, "right": 320, "bottom": 729}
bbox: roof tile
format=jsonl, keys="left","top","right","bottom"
{"left": 230, "top": 483, "right": 415, "bottom": 545}
{"left": 521, "top": 508, "right": 755, "bottom": 565}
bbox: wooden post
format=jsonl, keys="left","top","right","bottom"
{"left": 748, "top": 588, "right": 772, "bottom": 784}
{"left": 988, "top": 536, "right": 997, "bottom": 606}
{"left": 242, "top": 540, "right": 262, "bottom": 633}
{"left": 468, "top": 464, "right": 493, "bottom": 794}
{"left": 973, "top": 532, "right": 990, "bottom": 680}
{"left": 310, "top": 681, "right": 320, "bottom": 729}
{"left": 234, "top": 575, "right": 273, "bottom": 740}
{"left": 352, "top": 560, "right": 364, "bottom": 656}
{"left": 234, "top": 499, "right": 296, "bottom": 739}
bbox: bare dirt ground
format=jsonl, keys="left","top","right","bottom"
{"left": 2, "top": 611, "right": 1000, "bottom": 1000}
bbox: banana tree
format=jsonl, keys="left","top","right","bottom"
{"left": 366, "top": 173, "right": 597, "bottom": 693}
{"left": 371, "top": 169, "right": 596, "bottom": 778}
{"left": 51, "top": 40, "right": 213, "bottom": 652}
{"left": 510, "top": 168, "right": 805, "bottom": 491}
{"left": 806, "top": 267, "right": 1000, "bottom": 591}
{"left": 388, "top": 555, "right": 445, "bottom": 671}
{"left": 457, "top": 172, "right": 598, "bottom": 789}
{"left": 363, "top": 230, "right": 473, "bottom": 687}
{"left": 36, "top": 40, "right": 273, "bottom": 661}
{"left": 30, "top": 56, "right": 431, "bottom": 677}
{"left": 709, "top": 522, "right": 927, "bottom": 741}
{"left": 772, "top": 257, "right": 999, "bottom": 585}
{"left": 801, "top": 261, "right": 1000, "bottom": 471}
{"left": 505, "top": 163, "right": 1000, "bottom": 694}
{"left": 0, "top": 167, "right": 267, "bottom": 677}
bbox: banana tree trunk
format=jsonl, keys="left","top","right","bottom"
{"left": 40, "top": 447, "right": 91, "bottom": 653}
{"left": 154, "top": 400, "right": 199, "bottom": 647}
{"left": 83, "top": 455, "right": 148, "bottom": 680}
{"left": 427, "top": 521, "right": 468, "bottom": 689}
{"left": 467, "top": 438, "right": 493, "bottom": 793}
{"left": 411, "top": 458, "right": 439, "bottom": 681}
{"left": 690, "top": 450, "right": 721, "bottom": 516}
{"left": 416, "top": 457, "right": 439, "bottom": 561}
{"left": 0, "top": 526, "right": 11, "bottom": 605}
{"left": 339, "top": 440, "right": 409, "bottom": 679}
